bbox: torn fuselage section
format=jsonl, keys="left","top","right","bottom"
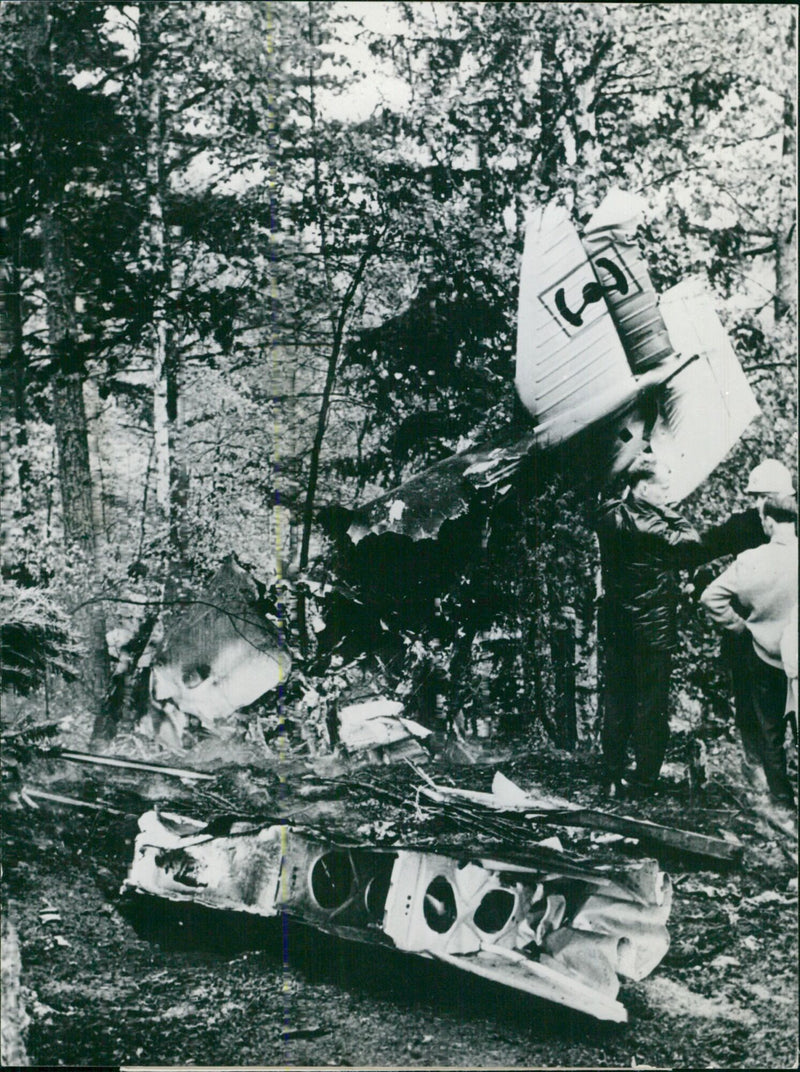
{"left": 122, "top": 809, "right": 672, "bottom": 1022}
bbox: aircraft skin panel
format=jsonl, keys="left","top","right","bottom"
{"left": 515, "top": 204, "right": 633, "bottom": 431}
{"left": 537, "top": 358, "right": 630, "bottom": 414}
{"left": 651, "top": 277, "right": 761, "bottom": 502}
{"left": 535, "top": 330, "right": 629, "bottom": 381}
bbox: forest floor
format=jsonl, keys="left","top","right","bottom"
{"left": 1, "top": 719, "right": 798, "bottom": 1070}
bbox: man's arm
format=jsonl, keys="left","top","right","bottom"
{"left": 637, "top": 505, "right": 700, "bottom": 566}
{"left": 700, "top": 560, "right": 748, "bottom": 634}
{"left": 687, "top": 508, "right": 764, "bottom": 569}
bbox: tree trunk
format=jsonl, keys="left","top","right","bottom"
{"left": 297, "top": 241, "right": 378, "bottom": 574}
{"left": 775, "top": 84, "right": 796, "bottom": 320}
{"left": 537, "top": 24, "right": 563, "bottom": 199}
{"left": 1, "top": 224, "right": 31, "bottom": 507}
{"left": 296, "top": 6, "right": 378, "bottom": 647}
{"left": 42, "top": 206, "right": 111, "bottom": 731}
{"left": 140, "top": 3, "right": 172, "bottom": 529}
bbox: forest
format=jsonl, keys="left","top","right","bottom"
{"left": 1, "top": 0, "right": 797, "bottom": 747}
{"left": 0, "top": 3, "right": 797, "bottom": 1068}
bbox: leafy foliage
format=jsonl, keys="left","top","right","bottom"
{"left": 0, "top": 581, "right": 84, "bottom": 693}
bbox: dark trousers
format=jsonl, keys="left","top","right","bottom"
{"left": 724, "top": 630, "right": 764, "bottom": 768}
{"left": 601, "top": 630, "right": 672, "bottom": 787}
{"left": 741, "top": 644, "right": 795, "bottom": 806}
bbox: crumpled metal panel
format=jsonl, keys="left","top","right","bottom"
{"left": 124, "top": 811, "right": 282, "bottom": 917}
{"left": 569, "top": 886, "right": 672, "bottom": 982}
{"left": 150, "top": 557, "right": 291, "bottom": 729}
{"left": 345, "top": 451, "right": 479, "bottom": 545}
{"left": 344, "top": 434, "right": 540, "bottom": 544}
{"left": 541, "top": 927, "right": 623, "bottom": 995}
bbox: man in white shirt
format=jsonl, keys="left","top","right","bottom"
{"left": 701, "top": 496, "right": 798, "bottom": 820}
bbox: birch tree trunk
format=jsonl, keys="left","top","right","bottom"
{"left": 140, "top": 3, "right": 172, "bottom": 530}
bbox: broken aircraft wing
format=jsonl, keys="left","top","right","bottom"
{"left": 345, "top": 433, "right": 538, "bottom": 545}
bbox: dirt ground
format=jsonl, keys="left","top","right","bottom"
{"left": 1, "top": 731, "right": 798, "bottom": 1070}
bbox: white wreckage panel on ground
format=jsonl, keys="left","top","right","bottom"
{"left": 337, "top": 699, "right": 431, "bottom": 752}
{"left": 122, "top": 807, "right": 674, "bottom": 1023}
{"left": 148, "top": 557, "right": 290, "bottom": 739}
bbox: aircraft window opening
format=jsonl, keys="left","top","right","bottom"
{"left": 473, "top": 888, "right": 516, "bottom": 934}
{"left": 423, "top": 876, "right": 458, "bottom": 933}
{"left": 310, "top": 852, "right": 354, "bottom": 909}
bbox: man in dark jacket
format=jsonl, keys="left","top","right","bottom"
{"left": 596, "top": 452, "right": 700, "bottom": 797}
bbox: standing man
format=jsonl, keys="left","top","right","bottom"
{"left": 596, "top": 451, "right": 700, "bottom": 798}
{"left": 701, "top": 495, "right": 798, "bottom": 823}
{"left": 692, "top": 459, "right": 795, "bottom": 788}
{"left": 694, "top": 459, "right": 794, "bottom": 564}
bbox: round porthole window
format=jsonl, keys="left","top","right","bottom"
{"left": 309, "top": 852, "right": 353, "bottom": 909}
{"left": 423, "top": 876, "right": 457, "bottom": 933}
{"left": 364, "top": 863, "right": 394, "bottom": 921}
{"left": 473, "top": 888, "right": 515, "bottom": 934}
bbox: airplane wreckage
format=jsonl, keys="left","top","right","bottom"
{"left": 346, "top": 187, "right": 758, "bottom": 543}
{"left": 123, "top": 802, "right": 671, "bottom": 1023}
{"left": 122, "top": 189, "right": 759, "bottom": 1023}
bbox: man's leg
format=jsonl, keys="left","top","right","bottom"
{"left": 630, "top": 645, "right": 672, "bottom": 789}
{"left": 601, "top": 629, "right": 637, "bottom": 786}
{"left": 748, "top": 651, "right": 795, "bottom": 807}
{"left": 725, "top": 631, "right": 765, "bottom": 777}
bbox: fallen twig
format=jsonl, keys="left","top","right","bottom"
{"left": 54, "top": 749, "right": 216, "bottom": 781}
{"left": 20, "top": 786, "right": 126, "bottom": 815}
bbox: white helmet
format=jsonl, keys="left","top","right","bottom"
{"left": 746, "top": 459, "right": 795, "bottom": 496}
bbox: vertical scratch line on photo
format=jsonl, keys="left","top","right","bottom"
{"left": 265, "top": 0, "right": 292, "bottom": 1051}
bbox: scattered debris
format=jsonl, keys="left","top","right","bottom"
{"left": 336, "top": 699, "right": 431, "bottom": 766}
{"left": 122, "top": 808, "right": 675, "bottom": 1023}
{"left": 420, "top": 772, "right": 742, "bottom": 867}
